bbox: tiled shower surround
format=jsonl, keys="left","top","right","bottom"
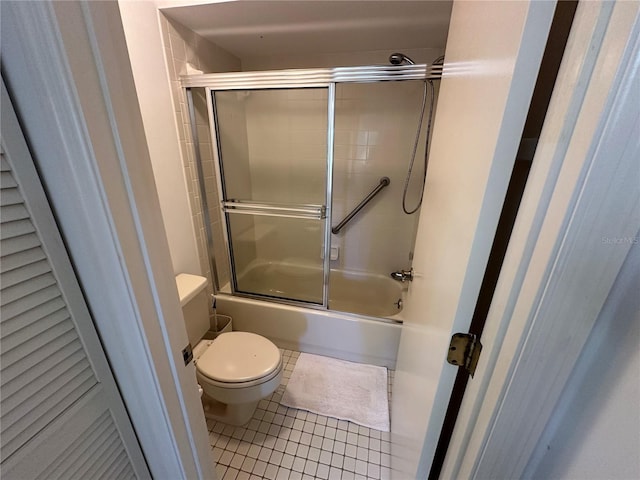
{"left": 161, "top": 12, "right": 442, "bottom": 299}
{"left": 213, "top": 83, "right": 428, "bottom": 280}
{"left": 207, "top": 350, "right": 394, "bottom": 480}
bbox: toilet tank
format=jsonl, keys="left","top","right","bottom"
{"left": 175, "top": 274, "right": 209, "bottom": 347}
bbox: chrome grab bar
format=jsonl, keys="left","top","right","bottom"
{"left": 222, "top": 200, "right": 326, "bottom": 220}
{"left": 331, "top": 177, "right": 390, "bottom": 234}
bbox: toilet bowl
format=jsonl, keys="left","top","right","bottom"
{"left": 194, "top": 331, "right": 283, "bottom": 425}
{"left": 176, "top": 273, "right": 283, "bottom": 426}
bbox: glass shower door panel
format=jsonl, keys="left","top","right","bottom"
{"left": 214, "top": 87, "right": 329, "bottom": 304}
{"left": 214, "top": 88, "right": 328, "bottom": 205}
{"left": 227, "top": 214, "right": 325, "bottom": 304}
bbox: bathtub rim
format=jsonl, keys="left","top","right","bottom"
{"left": 218, "top": 263, "right": 407, "bottom": 323}
{"left": 214, "top": 289, "right": 405, "bottom": 324}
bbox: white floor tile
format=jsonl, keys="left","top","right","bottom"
{"left": 303, "top": 459, "right": 318, "bottom": 476}
{"left": 367, "top": 462, "right": 380, "bottom": 479}
{"left": 343, "top": 456, "right": 356, "bottom": 473}
{"left": 252, "top": 460, "right": 268, "bottom": 476}
{"left": 219, "top": 450, "right": 234, "bottom": 466}
{"left": 264, "top": 463, "right": 279, "bottom": 480}
{"left": 215, "top": 464, "right": 227, "bottom": 479}
{"left": 316, "top": 462, "right": 330, "bottom": 480}
{"left": 207, "top": 348, "right": 394, "bottom": 480}
{"left": 223, "top": 466, "right": 239, "bottom": 480}
{"left": 354, "top": 459, "right": 368, "bottom": 476}
{"left": 328, "top": 466, "right": 342, "bottom": 480}
{"left": 308, "top": 447, "right": 320, "bottom": 463}
{"left": 356, "top": 446, "right": 368, "bottom": 461}
{"left": 319, "top": 449, "right": 332, "bottom": 465}
{"left": 330, "top": 453, "right": 344, "bottom": 469}
{"left": 292, "top": 456, "right": 306, "bottom": 473}
{"left": 345, "top": 443, "right": 357, "bottom": 459}
{"left": 270, "top": 450, "right": 284, "bottom": 465}
{"left": 280, "top": 453, "right": 295, "bottom": 470}
{"left": 230, "top": 453, "right": 245, "bottom": 470}
{"left": 275, "top": 467, "right": 290, "bottom": 480}
{"left": 341, "top": 470, "right": 355, "bottom": 480}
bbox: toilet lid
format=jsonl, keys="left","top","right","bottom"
{"left": 197, "top": 332, "right": 281, "bottom": 383}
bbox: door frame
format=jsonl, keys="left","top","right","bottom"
{"left": 442, "top": 2, "right": 639, "bottom": 478}
{"left": 1, "top": 1, "right": 212, "bottom": 478}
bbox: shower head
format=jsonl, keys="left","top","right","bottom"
{"left": 389, "top": 53, "right": 416, "bottom": 65}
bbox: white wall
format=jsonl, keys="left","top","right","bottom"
{"left": 524, "top": 242, "right": 640, "bottom": 480}
{"left": 241, "top": 48, "right": 443, "bottom": 71}
{"left": 119, "top": 1, "right": 241, "bottom": 300}
{"left": 118, "top": 0, "right": 201, "bottom": 275}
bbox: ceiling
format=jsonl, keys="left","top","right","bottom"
{"left": 161, "top": 1, "right": 453, "bottom": 59}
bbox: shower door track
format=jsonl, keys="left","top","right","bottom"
{"left": 181, "top": 63, "right": 442, "bottom": 89}
{"left": 185, "top": 63, "right": 440, "bottom": 312}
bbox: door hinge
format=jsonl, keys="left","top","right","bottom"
{"left": 447, "top": 333, "right": 482, "bottom": 377}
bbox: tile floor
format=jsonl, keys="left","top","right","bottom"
{"left": 207, "top": 349, "right": 394, "bottom": 480}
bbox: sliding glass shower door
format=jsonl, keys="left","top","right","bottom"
{"left": 213, "top": 88, "right": 330, "bottom": 304}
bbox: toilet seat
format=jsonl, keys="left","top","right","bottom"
{"left": 196, "top": 332, "right": 282, "bottom": 387}
{"left": 197, "top": 362, "right": 282, "bottom": 389}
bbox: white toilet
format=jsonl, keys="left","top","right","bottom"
{"left": 176, "top": 273, "right": 283, "bottom": 426}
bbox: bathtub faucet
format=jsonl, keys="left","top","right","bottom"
{"left": 390, "top": 268, "right": 413, "bottom": 282}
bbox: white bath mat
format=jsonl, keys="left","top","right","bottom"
{"left": 281, "top": 353, "right": 390, "bottom": 432}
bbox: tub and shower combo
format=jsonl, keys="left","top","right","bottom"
{"left": 182, "top": 55, "right": 442, "bottom": 369}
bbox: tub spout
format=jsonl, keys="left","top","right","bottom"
{"left": 390, "top": 269, "right": 413, "bottom": 282}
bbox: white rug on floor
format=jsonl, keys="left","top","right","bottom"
{"left": 281, "top": 353, "right": 390, "bottom": 432}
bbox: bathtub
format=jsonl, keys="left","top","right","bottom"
{"left": 216, "top": 268, "right": 404, "bottom": 369}
{"left": 328, "top": 269, "right": 405, "bottom": 318}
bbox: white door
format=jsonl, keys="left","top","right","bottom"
{"left": 393, "top": 1, "right": 640, "bottom": 479}
{"left": 442, "top": 2, "right": 640, "bottom": 477}
{"left": 391, "top": 1, "right": 556, "bottom": 477}
{"left": 0, "top": 80, "right": 150, "bottom": 479}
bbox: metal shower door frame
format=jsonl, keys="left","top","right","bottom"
{"left": 184, "top": 64, "right": 440, "bottom": 310}
{"left": 193, "top": 83, "right": 336, "bottom": 309}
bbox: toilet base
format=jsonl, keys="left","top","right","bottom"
{"left": 201, "top": 393, "right": 258, "bottom": 426}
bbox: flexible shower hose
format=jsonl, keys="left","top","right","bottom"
{"left": 402, "top": 79, "right": 436, "bottom": 215}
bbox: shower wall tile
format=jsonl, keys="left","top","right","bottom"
{"left": 329, "top": 81, "right": 431, "bottom": 275}
{"left": 160, "top": 36, "right": 443, "bottom": 298}
{"left": 220, "top": 78, "right": 432, "bottom": 279}
{"left": 241, "top": 89, "right": 328, "bottom": 207}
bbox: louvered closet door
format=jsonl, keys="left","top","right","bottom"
{"left": 0, "top": 81, "right": 150, "bottom": 479}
